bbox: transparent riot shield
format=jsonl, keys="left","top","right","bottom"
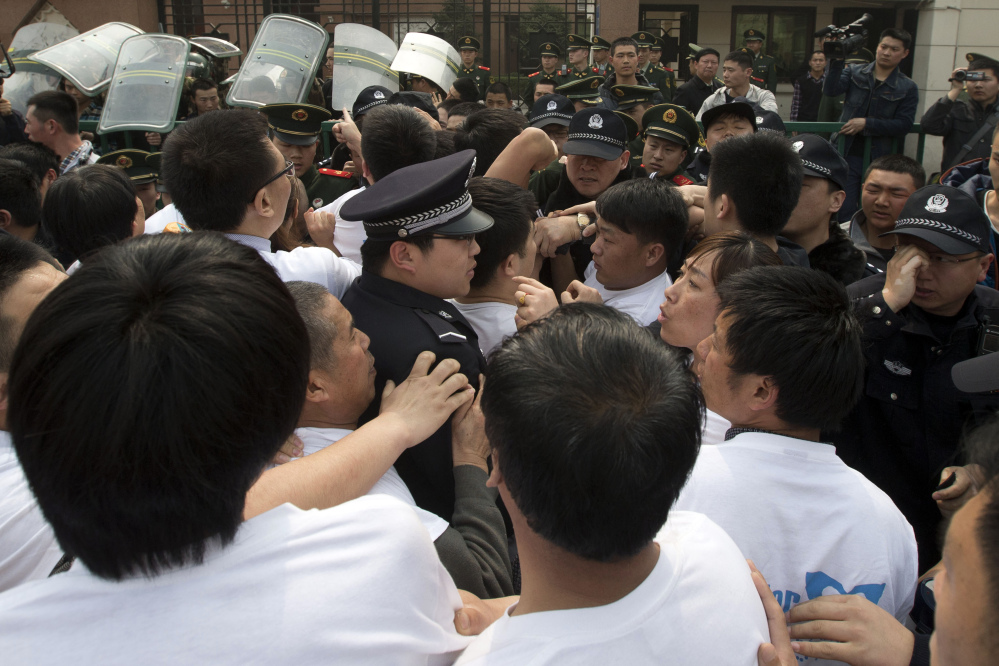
{"left": 190, "top": 36, "right": 242, "bottom": 60}
{"left": 329, "top": 24, "right": 399, "bottom": 112}
{"left": 4, "top": 23, "right": 80, "bottom": 115}
{"left": 99, "top": 34, "right": 189, "bottom": 134}
{"left": 226, "top": 14, "right": 328, "bottom": 108}
{"left": 28, "top": 22, "right": 143, "bottom": 96}
{"left": 390, "top": 33, "right": 460, "bottom": 94}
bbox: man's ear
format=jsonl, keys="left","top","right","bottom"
{"left": 748, "top": 375, "right": 780, "bottom": 413}
{"left": 304, "top": 370, "right": 330, "bottom": 404}
{"left": 486, "top": 449, "right": 503, "bottom": 488}
{"left": 389, "top": 240, "right": 419, "bottom": 275}
{"left": 361, "top": 158, "right": 374, "bottom": 186}
{"left": 644, "top": 242, "right": 665, "bottom": 267}
{"left": 976, "top": 254, "right": 994, "bottom": 283}
{"left": 618, "top": 150, "right": 631, "bottom": 171}
{"left": 43, "top": 169, "right": 57, "bottom": 188}
{"left": 0, "top": 210, "right": 12, "bottom": 230}
{"left": 501, "top": 253, "right": 518, "bottom": 278}
{"left": 252, "top": 182, "right": 281, "bottom": 219}
{"left": 716, "top": 193, "right": 735, "bottom": 221}
{"left": 828, "top": 190, "right": 847, "bottom": 215}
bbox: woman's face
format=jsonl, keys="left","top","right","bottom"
{"left": 658, "top": 250, "right": 722, "bottom": 357}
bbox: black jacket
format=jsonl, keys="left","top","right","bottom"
{"left": 920, "top": 95, "right": 998, "bottom": 172}
{"left": 807, "top": 222, "right": 867, "bottom": 285}
{"left": 673, "top": 76, "right": 722, "bottom": 116}
{"left": 828, "top": 278, "right": 999, "bottom": 571}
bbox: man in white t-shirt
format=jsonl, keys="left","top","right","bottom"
{"left": 581, "top": 178, "right": 686, "bottom": 325}
{"left": 0, "top": 233, "right": 475, "bottom": 663}
{"left": 452, "top": 178, "right": 537, "bottom": 356}
{"left": 160, "top": 108, "right": 361, "bottom": 299}
{"left": 681, "top": 265, "right": 918, "bottom": 663}
{"left": 458, "top": 304, "right": 767, "bottom": 665}
{"left": 286, "top": 280, "right": 513, "bottom": 598}
{"left": 0, "top": 236, "right": 65, "bottom": 592}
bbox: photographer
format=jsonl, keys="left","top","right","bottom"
{"left": 920, "top": 53, "right": 999, "bottom": 173}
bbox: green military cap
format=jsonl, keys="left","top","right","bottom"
{"left": 556, "top": 76, "right": 603, "bottom": 101}
{"left": 967, "top": 52, "right": 999, "bottom": 66}
{"left": 145, "top": 153, "right": 170, "bottom": 194}
{"left": 845, "top": 48, "right": 875, "bottom": 65}
{"left": 566, "top": 34, "right": 592, "bottom": 50}
{"left": 651, "top": 36, "right": 664, "bottom": 52}
{"left": 610, "top": 84, "right": 659, "bottom": 110}
{"left": 613, "top": 111, "right": 641, "bottom": 142}
{"left": 631, "top": 32, "right": 654, "bottom": 47}
{"left": 540, "top": 42, "right": 562, "bottom": 57}
{"left": 641, "top": 104, "right": 700, "bottom": 149}
{"left": 458, "top": 36, "right": 481, "bottom": 51}
{"left": 591, "top": 36, "right": 612, "bottom": 51}
{"left": 687, "top": 43, "right": 704, "bottom": 60}
{"left": 744, "top": 29, "right": 765, "bottom": 42}
{"left": 97, "top": 149, "right": 157, "bottom": 184}
{"left": 260, "top": 103, "right": 333, "bottom": 146}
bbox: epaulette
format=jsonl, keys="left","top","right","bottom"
{"left": 478, "top": 65, "right": 490, "bottom": 71}
{"left": 751, "top": 76, "right": 765, "bottom": 84}
{"left": 672, "top": 174, "right": 694, "bottom": 186}
{"left": 528, "top": 71, "right": 540, "bottom": 78}
{"left": 319, "top": 168, "right": 354, "bottom": 179}
{"left": 661, "top": 66, "right": 674, "bottom": 72}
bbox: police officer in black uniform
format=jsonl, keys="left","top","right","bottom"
{"left": 340, "top": 149, "right": 494, "bottom": 521}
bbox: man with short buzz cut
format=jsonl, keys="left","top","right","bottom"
{"left": 0, "top": 160, "right": 43, "bottom": 244}
{"left": 581, "top": 178, "right": 687, "bottom": 325}
{"left": 701, "top": 131, "right": 810, "bottom": 267}
{"left": 484, "top": 82, "right": 514, "bottom": 109}
{"left": 187, "top": 77, "right": 220, "bottom": 117}
{"left": 684, "top": 265, "right": 918, "bottom": 631}
{"left": 832, "top": 184, "right": 999, "bottom": 573}
{"left": 673, "top": 47, "right": 722, "bottom": 116}
{"left": 532, "top": 79, "right": 556, "bottom": 104}
{"left": 162, "top": 108, "right": 362, "bottom": 298}
{"left": 697, "top": 50, "right": 777, "bottom": 120}
{"left": 597, "top": 37, "right": 663, "bottom": 112}
{"left": 452, "top": 177, "right": 537, "bottom": 356}
{"left": 841, "top": 154, "right": 925, "bottom": 276}
{"left": 0, "top": 142, "right": 60, "bottom": 202}
{"left": 455, "top": 304, "right": 768, "bottom": 664}
{"left": 24, "top": 90, "right": 99, "bottom": 174}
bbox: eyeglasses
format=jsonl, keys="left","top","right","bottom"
{"left": 431, "top": 234, "right": 476, "bottom": 245}
{"left": 895, "top": 245, "right": 985, "bottom": 266}
{"left": 251, "top": 159, "right": 294, "bottom": 201}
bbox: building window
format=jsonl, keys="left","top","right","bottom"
{"left": 731, "top": 7, "right": 816, "bottom": 82}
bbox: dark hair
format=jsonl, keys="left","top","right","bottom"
{"left": 452, "top": 77, "right": 480, "bottom": 102}
{"left": 0, "top": 142, "right": 60, "bottom": 185}
{"left": 454, "top": 109, "right": 527, "bottom": 176}
{"left": 433, "top": 129, "right": 457, "bottom": 159}
{"left": 964, "top": 416, "right": 999, "bottom": 640}
{"left": 686, "top": 230, "right": 783, "bottom": 285}
{"left": 360, "top": 105, "right": 438, "bottom": 182}
{"left": 708, "top": 132, "right": 803, "bottom": 237}
{"left": 595, "top": 179, "right": 687, "bottom": 255}
{"left": 879, "top": 28, "right": 912, "bottom": 51}
{"left": 162, "top": 109, "right": 273, "bottom": 232}
{"left": 611, "top": 37, "right": 639, "bottom": 56}
{"left": 969, "top": 58, "right": 999, "bottom": 79}
{"left": 694, "top": 47, "right": 720, "bottom": 62}
{"left": 190, "top": 77, "right": 218, "bottom": 94}
{"left": 482, "top": 303, "right": 703, "bottom": 561}
{"left": 724, "top": 50, "right": 754, "bottom": 70}
{"left": 863, "top": 154, "right": 926, "bottom": 189}
{"left": 811, "top": 50, "right": 826, "bottom": 59}
{"left": 7, "top": 233, "right": 309, "bottom": 580}
{"left": 26, "top": 90, "right": 79, "bottom": 135}
{"left": 438, "top": 98, "right": 464, "bottom": 114}
{"left": 360, "top": 235, "right": 436, "bottom": 274}
{"left": 0, "top": 234, "right": 61, "bottom": 372}
{"left": 715, "top": 266, "right": 864, "bottom": 431}
{"left": 485, "top": 81, "right": 512, "bottom": 100}
{"left": 43, "top": 164, "right": 137, "bottom": 262}
{"left": 0, "top": 159, "right": 43, "bottom": 230}
{"left": 448, "top": 102, "right": 483, "bottom": 123}
{"left": 287, "top": 280, "right": 337, "bottom": 371}
{"left": 534, "top": 80, "right": 557, "bottom": 92}
{"left": 467, "top": 177, "right": 536, "bottom": 289}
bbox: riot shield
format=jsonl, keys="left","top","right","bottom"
{"left": 390, "top": 33, "right": 460, "bottom": 93}
{"left": 190, "top": 36, "right": 242, "bottom": 60}
{"left": 99, "top": 34, "right": 189, "bottom": 134}
{"left": 329, "top": 24, "right": 399, "bottom": 112}
{"left": 28, "top": 22, "right": 142, "bottom": 96}
{"left": 3, "top": 23, "right": 80, "bottom": 115}
{"left": 226, "top": 14, "right": 328, "bottom": 108}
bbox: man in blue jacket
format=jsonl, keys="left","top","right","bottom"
{"left": 825, "top": 28, "right": 918, "bottom": 221}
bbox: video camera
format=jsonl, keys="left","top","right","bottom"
{"left": 815, "top": 13, "right": 872, "bottom": 60}
{"left": 953, "top": 70, "right": 987, "bottom": 82}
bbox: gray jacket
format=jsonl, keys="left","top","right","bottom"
{"left": 841, "top": 210, "right": 888, "bottom": 277}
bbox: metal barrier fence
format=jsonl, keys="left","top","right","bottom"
{"left": 80, "top": 120, "right": 927, "bottom": 172}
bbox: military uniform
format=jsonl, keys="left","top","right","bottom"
{"left": 556, "top": 34, "right": 599, "bottom": 87}
{"left": 590, "top": 35, "right": 614, "bottom": 77}
{"left": 556, "top": 76, "right": 603, "bottom": 109}
{"left": 647, "top": 36, "right": 677, "bottom": 102}
{"left": 300, "top": 164, "right": 359, "bottom": 210}
{"left": 743, "top": 29, "right": 778, "bottom": 93}
{"left": 633, "top": 103, "right": 701, "bottom": 186}
{"left": 524, "top": 43, "right": 562, "bottom": 105}
{"left": 457, "top": 36, "right": 492, "bottom": 100}
{"left": 339, "top": 150, "right": 494, "bottom": 522}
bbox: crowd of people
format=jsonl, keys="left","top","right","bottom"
{"left": 1, "top": 24, "right": 999, "bottom": 666}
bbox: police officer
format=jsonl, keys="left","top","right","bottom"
{"left": 457, "top": 36, "right": 491, "bottom": 100}
{"left": 556, "top": 34, "right": 598, "bottom": 87}
{"left": 637, "top": 103, "right": 700, "bottom": 185}
{"left": 591, "top": 35, "right": 613, "bottom": 76}
{"left": 556, "top": 76, "right": 604, "bottom": 111}
{"left": 97, "top": 149, "right": 160, "bottom": 218}
{"left": 648, "top": 35, "right": 677, "bottom": 102}
{"left": 340, "top": 149, "right": 493, "bottom": 521}
{"left": 524, "top": 42, "right": 562, "bottom": 106}
{"left": 260, "top": 102, "right": 356, "bottom": 210}
{"left": 743, "top": 29, "right": 777, "bottom": 93}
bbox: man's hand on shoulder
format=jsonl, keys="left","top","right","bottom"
{"left": 379, "top": 352, "right": 473, "bottom": 447}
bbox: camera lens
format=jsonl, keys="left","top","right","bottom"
{"left": 954, "top": 70, "right": 968, "bottom": 82}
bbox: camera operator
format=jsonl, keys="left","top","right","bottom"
{"left": 921, "top": 53, "right": 999, "bottom": 173}
{"left": 824, "top": 27, "right": 918, "bottom": 221}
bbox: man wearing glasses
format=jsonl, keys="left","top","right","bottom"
{"left": 831, "top": 184, "right": 999, "bottom": 574}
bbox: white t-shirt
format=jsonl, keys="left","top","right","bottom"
{"left": 0, "top": 496, "right": 470, "bottom": 665}
{"left": 583, "top": 263, "right": 672, "bottom": 326}
{"left": 294, "top": 426, "right": 449, "bottom": 540}
{"left": 225, "top": 233, "right": 361, "bottom": 300}
{"left": 456, "top": 511, "right": 767, "bottom": 665}
{"left": 316, "top": 187, "right": 365, "bottom": 265}
{"left": 701, "top": 408, "right": 730, "bottom": 446}
{"left": 450, "top": 300, "right": 517, "bottom": 356}
{"left": 674, "top": 431, "right": 918, "bottom": 664}
{"left": 0, "top": 431, "right": 63, "bottom": 593}
{"left": 143, "top": 203, "right": 187, "bottom": 234}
